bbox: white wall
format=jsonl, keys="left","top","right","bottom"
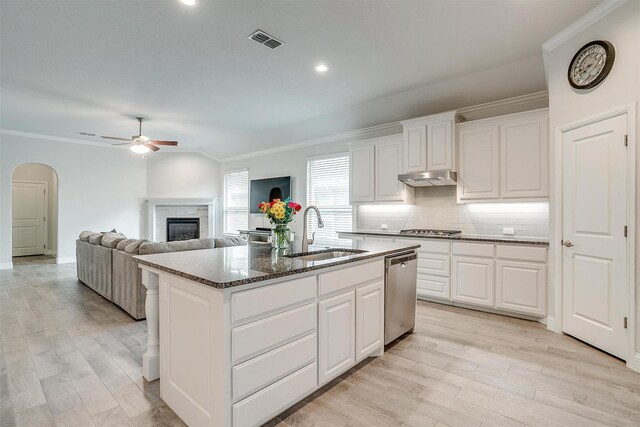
{"left": 12, "top": 163, "right": 59, "bottom": 255}
{"left": 543, "top": 1, "right": 640, "bottom": 352}
{"left": 0, "top": 133, "right": 147, "bottom": 266}
{"left": 146, "top": 152, "right": 220, "bottom": 199}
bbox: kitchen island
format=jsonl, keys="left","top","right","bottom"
{"left": 135, "top": 239, "right": 419, "bottom": 427}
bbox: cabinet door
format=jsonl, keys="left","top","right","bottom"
{"left": 496, "top": 260, "right": 546, "bottom": 316}
{"left": 375, "top": 138, "right": 404, "bottom": 201}
{"left": 403, "top": 125, "right": 427, "bottom": 173}
{"left": 500, "top": 114, "right": 549, "bottom": 199}
{"left": 427, "top": 118, "right": 454, "bottom": 171}
{"left": 458, "top": 124, "right": 499, "bottom": 200}
{"left": 349, "top": 145, "right": 375, "bottom": 203}
{"left": 319, "top": 291, "right": 355, "bottom": 385}
{"left": 355, "top": 281, "right": 384, "bottom": 362}
{"left": 452, "top": 256, "right": 495, "bottom": 307}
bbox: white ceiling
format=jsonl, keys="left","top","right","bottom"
{"left": 1, "top": 0, "right": 598, "bottom": 159}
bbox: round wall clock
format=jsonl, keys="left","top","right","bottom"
{"left": 568, "top": 40, "right": 615, "bottom": 90}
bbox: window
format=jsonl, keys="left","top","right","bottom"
{"left": 223, "top": 170, "right": 248, "bottom": 235}
{"left": 307, "top": 155, "right": 352, "bottom": 246}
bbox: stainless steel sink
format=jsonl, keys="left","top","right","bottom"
{"left": 285, "top": 249, "right": 368, "bottom": 261}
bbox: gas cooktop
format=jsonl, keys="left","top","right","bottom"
{"left": 399, "top": 229, "right": 462, "bottom": 236}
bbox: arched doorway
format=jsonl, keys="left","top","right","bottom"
{"left": 11, "top": 163, "right": 58, "bottom": 264}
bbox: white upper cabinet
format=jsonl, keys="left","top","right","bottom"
{"left": 349, "top": 144, "right": 375, "bottom": 202}
{"left": 401, "top": 111, "right": 459, "bottom": 173}
{"left": 375, "top": 137, "right": 404, "bottom": 201}
{"left": 457, "top": 109, "right": 549, "bottom": 202}
{"left": 349, "top": 135, "right": 412, "bottom": 203}
{"left": 500, "top": 113, "right": 549, "bottom": 199}
{"left": 403, "top": 125, "right": 427, "bottom": 173}
{"left": 458, "top": 123, "right": 500, "bottom": 200}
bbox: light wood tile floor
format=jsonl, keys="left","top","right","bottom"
{"left": 3, "top": 262, "right": 640, "bottom": 426}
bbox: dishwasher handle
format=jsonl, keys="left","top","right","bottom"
{"left": 386, "top": 252, "right": 417, "bottom": 267}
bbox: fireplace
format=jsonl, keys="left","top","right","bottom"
{"left": 166, "top": 218, "right": 200, "bottom": 242}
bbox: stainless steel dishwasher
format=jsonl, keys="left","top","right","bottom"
{"left": 384, "top": 251, "right": 418, "bottom": 345}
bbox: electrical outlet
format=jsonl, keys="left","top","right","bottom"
{"left": 381, "top": 224, "right": 388, "bottom": 230}
{"left": 503, "top": 227, "right": 515, "bottom": 235}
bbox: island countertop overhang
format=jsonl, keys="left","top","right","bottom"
{"left": 135, "top": 239, "right": 420, "bottom": 289}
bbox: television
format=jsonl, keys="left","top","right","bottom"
{"left": 250, "top": 176, "right": 292, "bottom": 213}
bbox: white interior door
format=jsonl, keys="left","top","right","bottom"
{"left": 12, "top": 181, "right": 47, "bottom": 257}
{"left": 562, "top": 113, "right": 628, "bottom": 360}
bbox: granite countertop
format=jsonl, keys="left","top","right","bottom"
{"left": 339, "top": 230, "right": 549, "bottom": 246}
{"left": 135, "top": 239, "right": 419, "bottom": 289}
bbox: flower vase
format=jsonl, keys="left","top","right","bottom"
{"left": 271, "top": 225, "right": 291, "bottom": 250}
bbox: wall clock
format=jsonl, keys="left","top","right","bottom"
{"left": 568, "top": 40, "right": 615, "bottom": 90}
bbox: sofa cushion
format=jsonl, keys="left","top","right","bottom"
{"left": 139, "top": 238, "right": 214, "bottom": 255}
{"left": 101, "top": 232, "right": 128, "bottom": 248}
{"left": 124, "top": 239, "right": 148, "bottom": 255}
{"left": 79, "top": 230, "right": 97, "bottom": 242}
{"left": 88, "top": 233, "right": 105, "bottom": 245}
{"left": 116, "top": 238, "right": 139, "bottom": 251}
{"left": 214, "top": 236, "right": 247, "bottom": 248}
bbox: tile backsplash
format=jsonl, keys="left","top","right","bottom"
{"left": 356, "top": 187, "right": 549, "bottom": 237}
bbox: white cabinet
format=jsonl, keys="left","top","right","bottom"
{"left": 457, "top": 123, "right": 500, "bottom": 200}
{"left": 495, "top": 260, "right": 546, "bottom": 316}
{"left": 402, "top": 124, "right": 427, "bottom": 173}
{"left": 407, "top": 239, "right": 452, "bottom": 301}
{"left": 457, "top": 109, "right": 549, "bottom": 202}
{"left": 318, "top": 291, "right": 356, "bottom": 385}
{"left": 349, "top": 144, "right": 375, "bottom": 202}
{"left": 375, "top": 138, "right": 404, "bottom": 201}
{"left": 428, "top": 117, "right": 456, "bottom": 171}
{"left": 349, "top": 135, "right": 412, "bottom": 203}
{"left": 500, "top": 113, "right": 549, "bottom": 199}
{"left": 452, "top": 256, "right": 495, "bottom": 307}
{"left": 355, "top": 281, "right": 384, "bottom": 362}
{"left": 401, "top": 111, "right": 459, "bottom": 174}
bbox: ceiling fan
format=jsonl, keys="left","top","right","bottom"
{"left": 101, "top": 117, "right": 178, "bottom": 153}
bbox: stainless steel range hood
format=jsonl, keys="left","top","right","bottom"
{"left": 398, "top": 170, "right": 457, "bottom": 187}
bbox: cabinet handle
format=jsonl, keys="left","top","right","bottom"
{"left": 561, "top": 240, "right": 574, "bottom": 248}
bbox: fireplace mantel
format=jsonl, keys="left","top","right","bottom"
{"left": 143, "top": 198, "right": 217, "bottom": 242}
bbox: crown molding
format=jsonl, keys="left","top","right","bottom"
{"left": 457, "top": 91, "right": 549, "bottom": 122}
{"left": 541, "top": 0, "right": 628, "bottom": 53}
{"left": 0, "top": 128, "right": 114, "bottom": 148}
{"left": 219, "top": 122, "right": 402, "bottom": 163}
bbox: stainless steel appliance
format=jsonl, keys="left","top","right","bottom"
{"left": 384, "top": 251, "right": 418, "bottom": 345}
{"left": 398, "top": 170, "right": 457, "bottom": 187}
{"left": 399, "top": 229, "right": 462, "bottom": 236}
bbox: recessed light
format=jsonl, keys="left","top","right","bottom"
{"left": 179, "top": 0, "right": 197, "bottom": 6}
{"left": 315, "top": 64, "right": 329, "bottom": 73}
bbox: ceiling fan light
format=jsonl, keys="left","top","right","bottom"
{"left": 179, "top": 0, "right": 197, "bottom": 6}
{"left": 131, "top": 144, "right": 151, "bottom": 154}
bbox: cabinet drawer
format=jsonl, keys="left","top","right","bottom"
{"left": 452, "top": 242, "right": 494, "bottom": 258}
{"left": 233, "top": 362, "right": 317, "bottom": 427}
{"left": 417, "top": 239, "right": 451, "bottom": 254}
{"left": 232, "top": 333, "right": 316, "bottom": 402}
{"left": 417, "top": 253, "right": 450, "bottom": 277}
{"left": 496, "top": 245, "right": 547, "bottom": 263}
{"left": 417, "top": 276, "right": 450, "bottom": 300}
{"left": 231, "top": 275, "right": 316, "bottom": 325}
{"left": 319, "top": 260, "right": 384, "bottom": 297}
{"left": 231, "top": 303, "right": 316, "bottom": 365}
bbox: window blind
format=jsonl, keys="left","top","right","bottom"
{"left": 223, "top": 170, "right": 249, "bottom": 235}
{"left": 306, "top": 155, "right": 352, "bottom": 247}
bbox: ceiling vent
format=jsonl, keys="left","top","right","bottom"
{"left": 248, "top": 30, "right": 284, "bottom": 49}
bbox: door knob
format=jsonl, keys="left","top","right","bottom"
{"left": 561, "top": 240, "right": 574, "bottom": 247}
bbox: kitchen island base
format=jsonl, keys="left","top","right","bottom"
{"left": 143, "top": 258, "right": 388, "bottom": 427}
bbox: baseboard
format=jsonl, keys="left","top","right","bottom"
{"left": 628, "top": 353, "right": 640, "bottom": 373}
{"left": 45, "top": 249, "right": 57, "bottom": 256}
{"left": 0, "top": 262, "right": 13, "bottom": 270}
{"left": 56, "top": 256, "right": 76, "bottom": 264}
